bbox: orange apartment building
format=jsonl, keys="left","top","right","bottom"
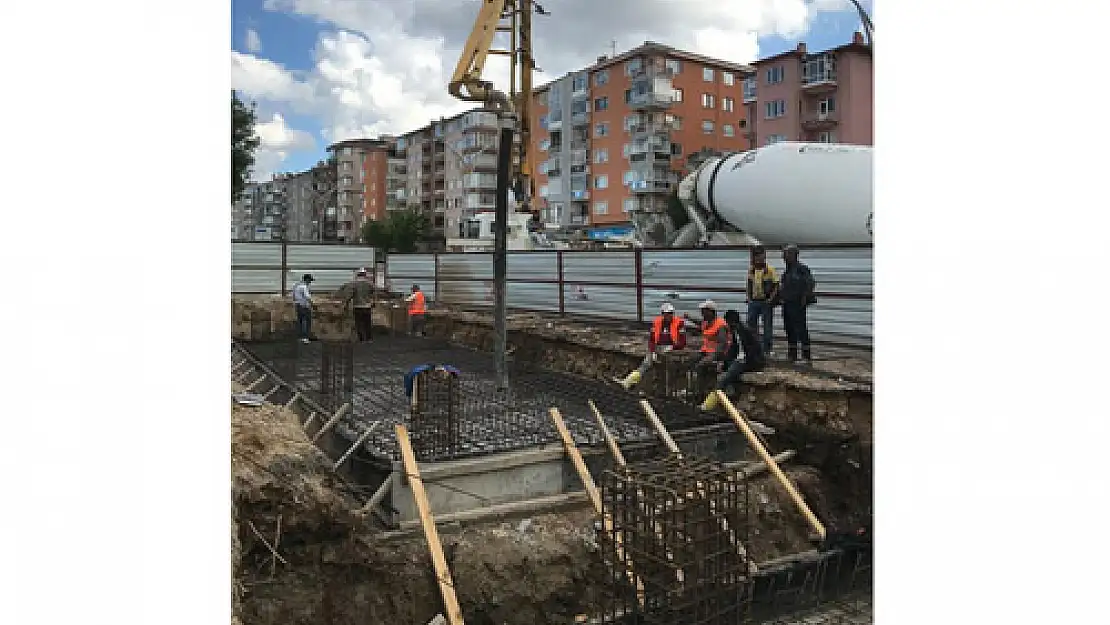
{"left": 745, "top": 32, "right": 874, "bottom": 147}
{"left": 531, "top": 41, "right": 755, "bottom": 234}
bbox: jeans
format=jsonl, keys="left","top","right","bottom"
{"left": 295, "top": 304, "right": 312, "bottom": 340}
{"left": 746, "top": 300, "right": 775, "bottom": 353}
{"left": 716, "top": 358, "right": 764, "bottom": 392}
{"left": 782, "top": 301, "right": 811, "bottom": 357}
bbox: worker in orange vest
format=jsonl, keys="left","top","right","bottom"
{"left": 404, "top": 284, "right": 427, "bottom": 336}
{"left": 616, "top": 302, "right": 687, "bottom": 389}
{"left": 683, "top": 299, "right": 732, "bottom": 382}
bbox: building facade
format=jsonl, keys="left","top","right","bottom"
{"left": 531, "top": 41, "right": 756, "bottom": 234}
{"left": 745, "top": 32, "right": 873, "bottom": 148}
{"left": 327, "top": 138, "right": 394, "bottom": 242}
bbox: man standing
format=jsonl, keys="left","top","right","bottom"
{"left": 292, "top": 273, "right": 315, "bottom": 344}
{"left": 336, "top": 268, "right": 376, "bottom": 342}
{"left": 746, "top": 245, "right": 779, "bottom": 358}
{"left": 405, "top": 284, "right": 427, "bottom": 337}
{"left": 615, "top": 302, "right": 687, "bottom": 390}
{"left": 780, "top": 244, "right": 817, "bottom": 364}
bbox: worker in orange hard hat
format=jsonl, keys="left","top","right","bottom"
{"left": 405, "top": 284, "right": 427, "bottom": 337}
{"left": 615, "top": 302, "right": 687, "bottom": 390}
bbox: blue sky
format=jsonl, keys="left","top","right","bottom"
{"left": 231, "top": 0, "right": 873, "bottom": 179}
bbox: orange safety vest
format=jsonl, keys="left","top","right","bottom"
{"left": 651, "top": 315, "right": 683, "bottom": 346}
{"left": 700, "top": 317, "right": 728, "bottom": 353}
{"left": 408, "top": 291, "right": 426, "bottom": 316}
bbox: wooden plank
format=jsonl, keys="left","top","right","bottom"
{"left": 587, "top": 400, "right": 627, "bottom": 467}
{"left": 716, "top": 390, "right": 827, "bottom": 540}
{"left": 549, "top": 408, "right": 645, "bottom": 607}
{"left": 395, "top": 424, "right": 466, "bottom": 625}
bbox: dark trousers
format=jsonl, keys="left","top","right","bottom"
{"left": 295, "top": 304, "right": 312, "bottom": 340}
{"left": 717, "top": 358, "right": 764, "bottom": 392}
{"left": 353, "top": 307, "right": 373, "bottom": 342}
{"left": 409, "top": 313, "right": 426, "bottom": 337}
{"left": 746, "top": 300, "right": 775, "bottom": 353}
{"left": 782, "top": 301, "right": 811, "bottom": 359}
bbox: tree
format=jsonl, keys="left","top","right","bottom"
{"left": 360, "top": 210, "right": 429, "bottom": 252}
{"left": 232, "top": 91, "right": 260, "bottom": 202}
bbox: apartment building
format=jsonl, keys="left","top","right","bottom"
{"left": 231, "top": 179, "right": 289, "bottom": 241}
{"left": 327, "top": 138, "right": 394, "bottom": 242}
{"left": 398, "top": 108, "right": 501, "bottom": 246}
{"left": 745, "top": 32, "right": 873, "bottom": 147}
{"left": 531, "top": 41, "right": 755, "bottom": 233}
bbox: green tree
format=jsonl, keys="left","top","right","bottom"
{"left": 360, "top": 210, "right": 429, "bottom": 252}
{"left": 232, "top": 91, "right": 260, "bottom": 201}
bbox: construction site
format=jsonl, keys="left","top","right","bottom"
{"left": 230, "top": 294, "right": 873, "bottom": 625}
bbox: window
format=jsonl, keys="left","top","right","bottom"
{"left": 626, "top": 57, "right": 643, "bottom": 75}
{"left": 722, "top": 71, "right": 734, "bottom": 86}
{"left": 723, "top": 124, "right": 735, "bottom": 137}
{"left": 818, "top": 132, "right": 835, "bottom": 143}
{"left": 622, "top": 170, "right": 636, "bottom": 185}
{"left": 701, "top": 120, "right": 714, "bottom": 134}
{"left": 702, "top": 67, "right": 714, "bottom": 81}
{"left": 623, "top": 114, "right": 640, "bottom": 131}
{"left": 623, "top": 198, "right": 637, "bottom": 213}
{"left": 766, "top": 134, "right": 786, "bottom": 145}
{"left": 540, "top": 138, "right": 551, "bottom": 151}
{"left": 669, "top": 114, "right": 683, "bottom": 130}
{"left": 594, "top": 175, "right": 609, "bottom": 189}
{"left": 766, "top": 66, "right": 784, "bottom": 84}
{"left": 701, "top": 93, "right": 715, "bottom": 109}
{"left": 594, "top": 122, "right": 610, "bottom": 137}
{"left": 343, "top": 147, "right": 353, "bottom": 156}
{"left": 665, "top": 58, "right": 681, "bottom": 74}
{"left": 819, "top": 96, "right": 836, "bottom": 114}
{"left": 722, "top": 97, "right": 734, "bottom": 112}
{"left": 742, "top": 77, "right": 757, "bottom": 101}
{"left": 593, "top": 69, "right": 609, "bottom": 86}
{"left": 764, "top": 99, "right": 787, "bottom": 119}
{"left": 594, "top": 201, "right": 609, "bottom": 215}
{"left": 673, "top": 88, "right": 684, "bottom": 103}
{"left": 622, "top": 143, "right": 631, "bottom": 157}
{"left": 342, "top": 161, "right": 352, "bottom": 172}
{"left": 572, "top": 74, "right": 588, "bottom": 92}
{"left": 539, "top": 184, "right": 550, "bottom": 197}
{"left": 594, "top": 96, "right": 609, "bottom": 111}
{"left": 594, "top": 148, "right": 609, "bottom": 163}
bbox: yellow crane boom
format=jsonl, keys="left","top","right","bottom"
{"left": 448, "top": 0, "right": 543, "bottom": 210}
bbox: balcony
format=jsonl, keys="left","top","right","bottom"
{"left": 629, "top": 175, "right": 677, "bottom": 194}
{"left": 546, "top": 115, "right": 563, "bottom": 131}
{"left": 630, "top": 65, "right": 675, "bottom": 81}
{"left": 628, "top": 91, "right": 674, "bottom": 110}
{"left": 570, "top": 189, "right": 590, "bottom": 202}
{"left": 463, "top": 174, "right": 497, "bottom": 190}
{"left": 802, "top": 56, "right": 837, "bottom": 92}
{"left": 465, "top": 153, "right": 499, "bottom": 170}
{"left": 570, "top": 111, "right": 589, "bottom": 125}
{"left": 570, "top": 149, "right": 588, "bottom": 166}
{"left": 801, "top": 110, "right": 839, "bottom": 130}
{"left": 628, "top": 137, "right": 672, "bottom": 156}
{"left": 461, "top": 111, "right": 498, "bottom": 131}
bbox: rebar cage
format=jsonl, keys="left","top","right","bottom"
{"left": 598, "top": 455, "right": 754, "bottom": 625}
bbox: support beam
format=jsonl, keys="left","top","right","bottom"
{"left": 284, "top": 391, "right": 302, "bottom": 409}
{"left": 395, "top": 424, "right": 466, "bottom": 625}
{"left": 311, "top": 403, "right": 351, "bottom": 443}
{"left": 716, "top": 390, "right": 827, "bottom": 540}
{"left": 245, "top": 374, "right": 269, "bottom": 392}
{"left": 361, "top": 475, "right": 394, "bottom": 516}
{"left": 333, "top": 421, "right": 383, "bottom": 470}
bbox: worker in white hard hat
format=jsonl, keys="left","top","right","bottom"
{"left": 614, "top": 301, "right": 687, "bottom": 390}
{"left": 681, "top": 299, "right": 733, "bottom": 386}
{"left": 335, "top": 267, "right": 376, "bottom": 342}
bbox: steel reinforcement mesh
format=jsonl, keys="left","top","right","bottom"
{"left": 243, "top": 336, "right": 737, "bottom": 462}
{"left": 598, "top": 456, "right": 754, "bottom": 625}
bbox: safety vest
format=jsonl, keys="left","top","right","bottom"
{"left": 700, "top": 317, "right": 728, "bottom": 353}
{"left": 651, "top": 315, "right": 683, "bottom": 346}
{"left": 408, "top": 291, "right": 426, "bottom": 316}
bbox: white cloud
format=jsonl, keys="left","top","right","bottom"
{"left": 245, "top": 28, "right": 261, "bottom": 54}
{"left": 233, "top": 0, "right": 863, "bottom": 158}
{"left": 251, "top": 113, "right": 316, "bottom": 181}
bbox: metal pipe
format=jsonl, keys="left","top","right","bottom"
{"left": 492, "top": 114, "right": 515, "bottom": 389}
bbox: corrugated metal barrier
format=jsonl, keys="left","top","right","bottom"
{"left": 385, "top": 246, "right": 873, "bottom": 348}
{"left": 231, "top": 241, "right": 377, "bottom": 294}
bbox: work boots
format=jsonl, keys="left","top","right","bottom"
{"left": 698, "top": 391, "right": 720, "bottom": 412}
{"left": 614, "top": 370, "right": 642, "bottom": 390}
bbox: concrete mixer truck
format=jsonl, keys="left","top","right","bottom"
{"left": 634, "top": 142, "right": 874, "bottom": 248}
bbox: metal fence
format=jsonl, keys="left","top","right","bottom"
{"left": 231, "top": 241, "right": 379, "bottom": 295}
{"left": 384, "top": 245, "right": 873, "bottom": 348}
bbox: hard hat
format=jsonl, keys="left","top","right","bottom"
{"left": 356, "top": 267, "right": 368, "bottom": 275}
{"left": 660, "top": 302, "right": 675, "bottom": 314}
{"left": 698, "top": 299, "right": 716, "bottom": 310}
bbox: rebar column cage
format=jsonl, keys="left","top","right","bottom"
{"left": 408, "top": 367, "right": 463, "bottom": 461}
{"left": 319, "top": 340, "right": 354, "bottom": 413}
{"left": 599, "top": 455, "right": 753, "bottom": 625}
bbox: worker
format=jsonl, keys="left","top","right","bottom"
{"left": 746, "top": 245, "right": 780, "bottom": 357}
{"left": 683, "top": 299, "right": 731, "bottom": 380}
{"left": 404, "top": 364, "right": 461, "bottom": 398}
{"left": 336, "top": 267, "right": 376, "bottom": 342}
{"left": 292, "top": 273, "right": 315, "bottom": 344}
{"left": 405, "top": 284, "right": 427, "bottom": 337}
{"left": 780, "top": 244, "right": 817, "bottom": 364}
{"left": 614, "top": 302, "right": 687, "bottom": 390}
{"left": 698, "top": 309, "right": 766, "bottom": 412}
